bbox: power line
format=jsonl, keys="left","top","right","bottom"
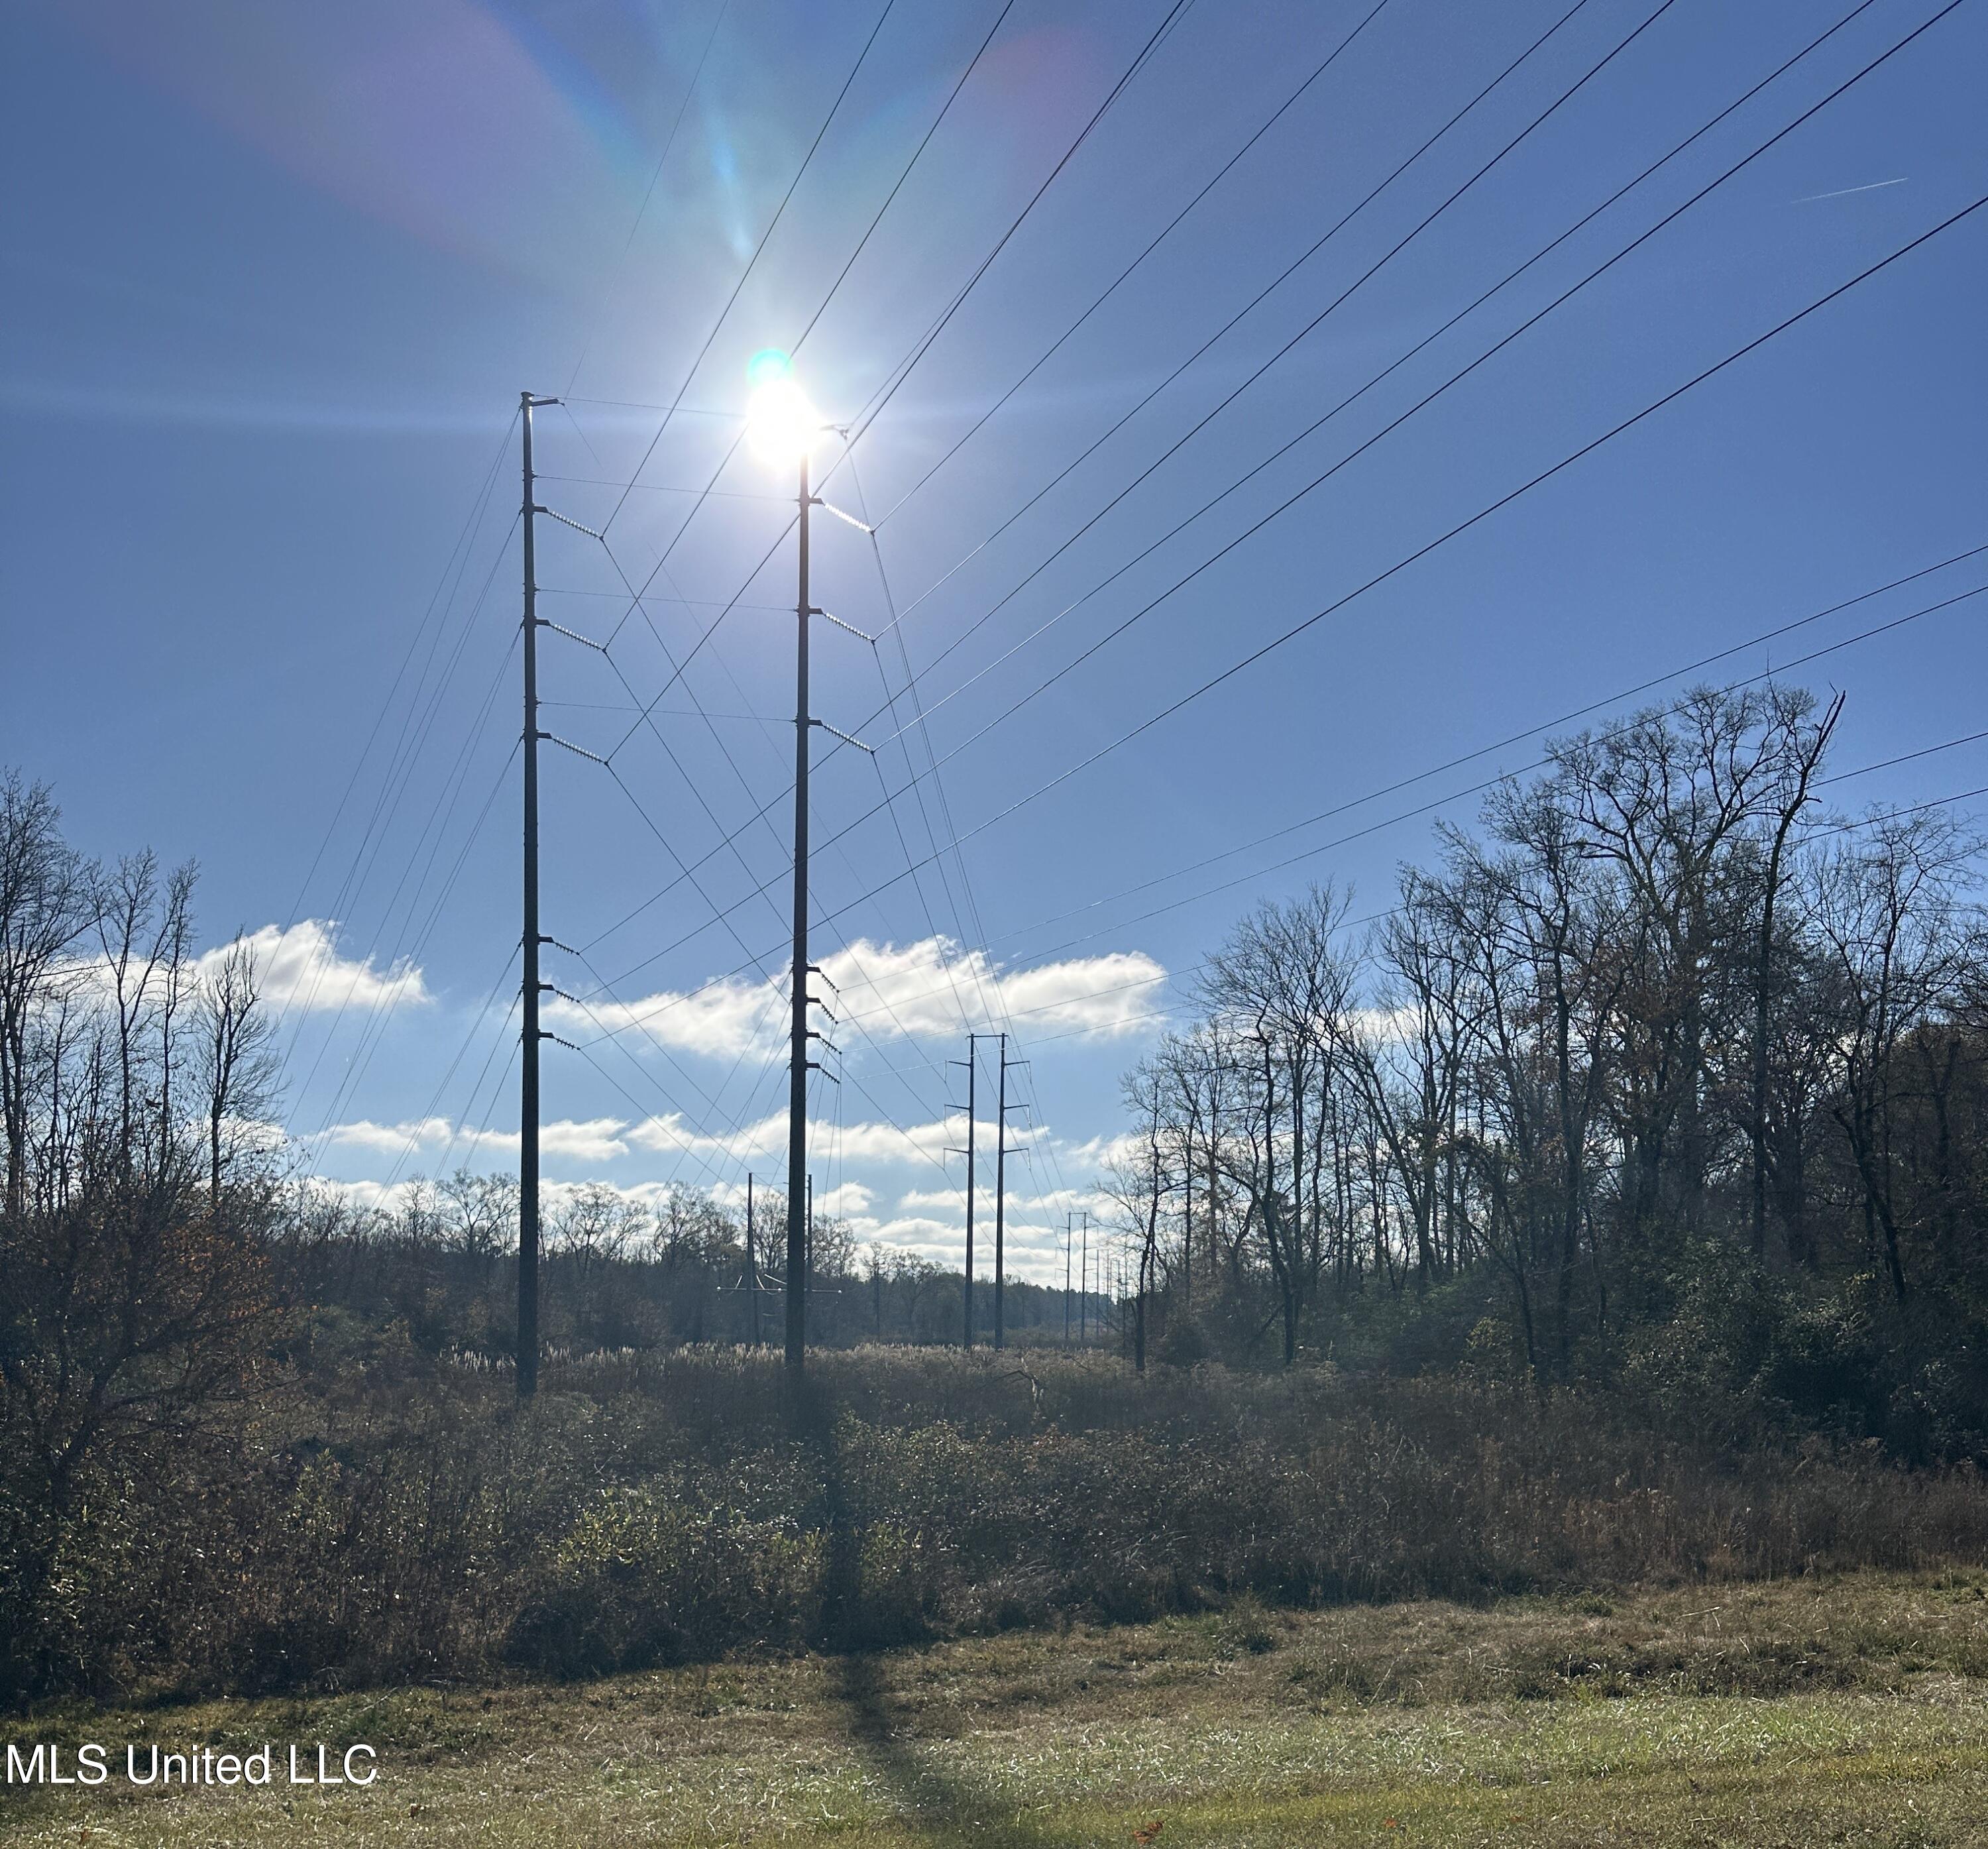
{"left": 388, "top": 956, "right": 521, "bottom": 1188}
{"left": 598, "top": 0, "right": 901, "bottom": 541}
{"left": 847, "top": 0, "right": 1964, "bottom": 803}
{"left": 999, "top": 571, "right": 1988, "bottom": 956}
{"left": 570, "top": 192, "right": 1988, "bottom": 1022}
{"left": 304, "top": 728, "right": 522, "bottom": 1147}
{"left": 832, "top": 576, "right": 1988, "bottom": 1027}
{"left": 280, "top": 412, "right": 518, "bottom": 945}
{"left": 281, "top": 495, "right": 521, "bottom": 1050}
{"left": 580, "top": 543, "right": 1986, "bottom": 1078}
{"left": 826, "top": 0, "right": 1217, "bottom": 466}
{"left": 806, "top": 189, "right": 1988, "bottom": 924}
{"left": 904, "top": 683, "right": 1988, "bottom": 1049}
{"left": 541, "top": 588, "right": 971, "bottom": 1189}
{"left": 863, "top": 0, "right": 1398, "bottom": 533}
{"left": 292, "top": 2, "right": 1149, "bottom": 1206}
{"left": 574, "top": 0, "right": 1916, "bottom": 975}
{"left": 577, "top": 0, "right": 1195, "bottom": 780}
{"left": 577, "top": 529, "right": 969, "bottom": 1152}
{"left": 571, "top": 548, "right": 1973, "bottom": 1062}
{"left": 854, "top": 0, "right": 1895, "bottom": 750}
{"left": 292, "top": 624, "right": 522, "bottom": 1135}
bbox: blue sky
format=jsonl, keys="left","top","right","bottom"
{"left": 3, "top": 0, "right": 1983, "bottom": 1279}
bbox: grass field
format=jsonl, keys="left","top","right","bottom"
{"left": 9, "top": 1573, "right": 1988, "bottom": 1846}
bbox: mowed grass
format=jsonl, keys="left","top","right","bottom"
{"left": 10, "top": 1573, "right": 1988, "bottom": 1846}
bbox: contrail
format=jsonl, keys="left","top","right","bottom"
{"left": 1795, "top": 176, "right": 1908, "bottom": 203}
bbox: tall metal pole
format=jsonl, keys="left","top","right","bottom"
{"left": 785, "top": 455, "right": 812, "bottom": 1374}
{"left": 518, "top": 390, "right": 545, "bottom": 1400}
{"left": 746, "top": 1173, "right": 760, "bottom": 1347}
{"left": 993, "top": 1033, "right": 1008, "bottom": 1351}
{"left": 963, "top": 1035, "right": 977, "bottom": 1348}
{"left": 1064, "top": 1213, "right": 1073, "bottom": 1347}
{"left": 1079, "top": 1209, "right": 1089, "bottom": 1345}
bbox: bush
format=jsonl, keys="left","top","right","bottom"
{"left": 508, "top": 1485, "right": 822, "bottom": 1675}
{"left": 7, "top": 1348, "right": 1988, "bottom": 1705}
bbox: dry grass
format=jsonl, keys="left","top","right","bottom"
{"left": 8, "top": 1571, "right": 1988, "bottom": 1845}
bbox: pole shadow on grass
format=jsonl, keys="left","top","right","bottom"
{"left": 795, "top": 1381, "right": 1083, "bottom": 1849}
{"left": 833, "top": 1650, "right": 1079, "bottom": 1849}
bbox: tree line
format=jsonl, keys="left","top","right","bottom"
{"left": 277, "top": 1171, "right": 1078, "bottom": 1357}
{"left": 1107, "top": 685, "right": 1988, "bottom": 1453}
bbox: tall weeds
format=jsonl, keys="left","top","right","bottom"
{"left": 9, "top": 1349, "right": 1985, "bottom": 1705}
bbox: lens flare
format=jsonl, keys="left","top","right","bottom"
{"left": 746, "top": 347, "right": 793, "bottom": 388}
{"left": 746, "top": 376, "right": 822, "bottom": 466}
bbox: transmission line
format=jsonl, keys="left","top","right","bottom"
{"left": 797, "top": 188, "right": 1988, "bottom": 932}
{"left": 598, "top": 0, "right": 901, "bottom": 540}
{"left": 574, "top": 0, "right": 1924, "bottom": 978}
{"left": 580, "top": 168, "right": 1988, "bottom": 1029}
{"left": 838, "top": 0, "right": 1968, "bottom": 818}
{"left": 851, "top": 0, "right": 1898, "bottom": 750}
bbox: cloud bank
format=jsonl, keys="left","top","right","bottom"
{"left": 547, "top": 936, "right": 1166, "bottom": 1058}
{"left": 205, "top": 920, "right": 429, "bottom": 1014}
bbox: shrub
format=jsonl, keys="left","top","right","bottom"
{"left": 508, "top": 1485, "right": 823, "bottom": 1676}
{"left": 8, "top": 1349, "right": 1988, "bottom": 1704}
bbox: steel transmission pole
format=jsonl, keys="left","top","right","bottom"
{"left": 1064, "top": 1213, "right": 1073, "bottom": 1347}
{"left": 517, "top": 390, "right": 556, "bottom": 1400}
{"left": 993, "top": 1034, "right": 1013, "bottom": 1350}
{"left": 746, "top": 1172, "right": 761, "bottom": 1347}
{"left": 950, "top": 1036, "right": 979, "bottom": 1347}
{"left": 963, "top": 1042, "right": 977, "bottom": 1347}
{"left": 785, "top": 455, "right": 812, "bottom": 1374}
{"left": 1079, "top": 1209, "right": 1089, "bottom": 1345}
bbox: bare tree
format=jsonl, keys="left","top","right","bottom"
{"left": 198, "top": 936, "right": 280, "bottom": 1199}
{"left": 0, "top": 773, "right": 100, "bottom": 1217}
{"left": 1814, "top": 810, "right": 1982, "bottom": 1302}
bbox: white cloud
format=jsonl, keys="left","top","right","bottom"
{"left": 205, "top": 921, "right": 429, "bottom": 1015}
{"left": 545, "top": 936, "right": 1167, "bottom": 1060}
{"left": 848, "top": 1211, "right": 1090, "bottom": 1284}
{"left": 305, "top": 1101, "right": 1132, "bottom": 1287}
{"left": 816, "top": 1181, "right": 873, "bottom": 1217}
{"left": 300, "top": 1166, "right": 1113, "bottom": 1283}
{"left": 320, "top": 1109, "right": 977, "bottom": 1175}
{"left": 626, "top": 1110, "right": 781, "bottom": 1160}
{"left": 550, "top": 975, "right": 785, "bottom": 1061}
{"left": 321, "top": 1114, "right": 631, "bottom": 1164}
{"left": 459, "top": 1117, "right": 633, "bottom": 1163}
{"left": 58, "top": 918, "right": 425, "bottom": 1019}
{"left": 1052, "top": 1130, "right": 1146, "bottom": 1172}
{"left": 1351, "top": 1005, "right": 1419, "bottom": 1046}
{"left": 300, "top": 1172, "right": 720, "bottom": 1221}
{"left": 220, "top": 1114, "right": 290, "bottom": 1154}
{"left": 626, "top": 1108, "right": 967, "bottom": 1168}
{"left": 322, "top": 1115, "right": 454, "bottom": 1155}
{"left": 299, "top": 1174, "right": 423, "bottom": 1215}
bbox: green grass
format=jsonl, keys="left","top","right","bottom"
{"left": 9, "top": 1574, "right": 1988, "bottom": 1846}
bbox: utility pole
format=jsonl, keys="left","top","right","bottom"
{"left": 785, "top": 451, "right": 813, "bottom": 1376}
{"left": 948, "top": 1036, "right": 979, "bottom": 1347}
{"left": 744, "top": 350, "right": 856, "bottom": 1376}
{"left": 517, "top": 389, "right": 558, "bottom": 1400}
{"left": 1064, "top": 1213, "right": 1074, "bottom": 1347}
{"left": 1079, "top": 1209, "right": 1090, "bottom": 1345}
{"left": 994, "top": 1035, "right": 1025, "bottom": 1351}
{"left": 746, "top": 1174, "right": 760, "bottom": 1347}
